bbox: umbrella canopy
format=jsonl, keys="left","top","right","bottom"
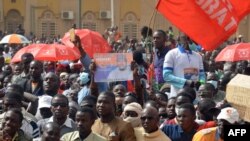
{"left": 11, "top": 44, "right": 81, "bottom": 63}
{"left": 215, "top": 43, "right": 250, "bottom": 62}
{"left": 0, "top": 34, "right": 30, "bottom": 44}
{"left": 61, "top": 29, "right": 112, "bottom": 58}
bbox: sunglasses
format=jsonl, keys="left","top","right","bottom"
{"left": 51, "top": 103, "right": 68, "bottom": 107}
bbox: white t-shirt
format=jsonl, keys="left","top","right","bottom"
{"left": 163, "top": 48, "right": 204, "bottom": 97}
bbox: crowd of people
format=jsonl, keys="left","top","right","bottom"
{"left": 0, "top": 24, "right": 248, "bottom": 141}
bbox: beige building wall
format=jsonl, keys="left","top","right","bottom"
{"left": 0, "top": 0, "right": 249, "bottom": 43}
{"left": 237, "top": 16, "right": 250, "bottom": 42}
{"left": 0, "top": 0, "right": 3, "bottom": 31}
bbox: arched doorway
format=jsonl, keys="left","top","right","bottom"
{"left": 82, "top": 11, "right": 98, "bottom": 31}
{"left": 38, "top": 10, "right": 57, "bottom": 38}
{"left": 122, "top": 12, "right": 139, "bottom": 39}
{"left": 5, "top": 9, "right": 23, "bottom": 34}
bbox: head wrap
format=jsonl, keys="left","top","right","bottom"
{"left": 123, "top": 102, "right": 143, "bottom": 127}
{"left": 79, "top": 72, "right": 90, "bottom": 85}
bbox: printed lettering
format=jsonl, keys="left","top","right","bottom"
{"left": 228, "top": 129, "right": 235, "bottom": 136}
{"left": 201, "top": 0, "right": 213, "bottom": 10}
{"left": 222, "top": 0, "right": 233, "bottom": 11}
{"left": 224, "top": 17, "right": 237, "bottom": 31}
{"left": 210, "top": 8, "right": 227, "bottom": 25}
{"left": 206, "top": 0, "right": 220, "bottom": 15}
{"left": 196, "top": 0, "right": 205, "bottom": 5}
{"left": 241, "top": 129, "right": 246, "bottom": 136}
{"left": 195, "top": 0, "right": 237, "bottom": 31}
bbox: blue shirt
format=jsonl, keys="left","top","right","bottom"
{"left": 79, "top": 55, "right": 91, "bottom": 72}
{"left": 161, "top": 124, "right": 196, "bottom": 141}
{"left": 153, "top": 47, "right": 170, "bottom": 84}
{"left": 78, "top": 85, "right": 90, "bottom": 104}
{"left": 79, "top": 53, "right": 109, "bottom": 92}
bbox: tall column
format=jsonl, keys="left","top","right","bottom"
{"left": 77, "top": 0, "right": 82, "bottom": 28}
{"left": 111, "top": 0, "right": 114, "bottom": 27}
{"left": 0, "top": 0, "right": 3, "bottom": 31}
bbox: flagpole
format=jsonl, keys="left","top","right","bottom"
{"left": 147, "top": 3, "right": 158, "bottom": 91}
{"left": 147, "top": 9, "right": 157, "bottom": 37}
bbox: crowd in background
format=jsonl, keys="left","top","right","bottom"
{"left": 0, "top": 24, "right": 248, "bottom": 141}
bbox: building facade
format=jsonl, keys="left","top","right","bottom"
{"left": 0, "top": 0, "right": 249, "bottom": 42}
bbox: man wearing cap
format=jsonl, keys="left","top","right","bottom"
{"left": 77, "top": 72, "right": 91, "bottom": 104}
{"left": 38, "top": 94, "right": 77, "bottom": 137}
{"left": 192, "top": 107, "right": 240, "bottom": 141}
{"left": 36, "top": 95, "right": 53, "bottom": 121}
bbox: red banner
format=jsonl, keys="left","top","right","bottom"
{"left": 156, "top": 0, "right": 250, "bottom": 51}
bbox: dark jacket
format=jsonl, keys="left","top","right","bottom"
{"left": 16, "top": 78, "right": 44, "bottom": 96}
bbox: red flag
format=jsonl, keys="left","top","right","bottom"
{"left": 156, "top": 0, "right": 250, "bottom": 51}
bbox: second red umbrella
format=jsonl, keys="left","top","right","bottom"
{"left": 215, "top": 43, "right": 250, "bottom": 62}
{"left": 61, "top": 29, "right": 112, "bottom": 58}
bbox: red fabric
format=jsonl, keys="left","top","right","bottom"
{"left": 163, "top": 117, "right": 200, "bottom": 130}
{"left": 164, "top": 118, "right": 177, "bottom": 125}
{"left": 11, "top": 44, "right": 80, "bottom": 62}
{"left": 114, "top": 32, "right": 122, "bottom": 41}
{"left": 147, "top": 63, "right": 154, "bottom": 85}
{"left": 197, "top": 121, "right": 217, "bottom": 131}
{"left": 57, "top": 89, "right": 64, "bottom": 94}
{"left": 156, "top": 0, "right": 250, "bottom": 51}
{"left": 215, "top": 43, "right": 250, "bottom": 62}
{"left": 61, "top": 29, "right": 112, "bottom": 58}
{"left": 127, "top": 80, "right": 134, "bottom": 92}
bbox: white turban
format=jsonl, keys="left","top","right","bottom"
{"left": 124, "top": 102, "right": 142, "bottom": 117}
{"left": 123, "top": 102, "right": 143, "bottom": 127}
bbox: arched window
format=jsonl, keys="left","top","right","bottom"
{"left": 122, "top": 12, "right": 139, "bottom": 39}
{"left": 5, "top": 9, "right": 23, "bottom": 34}
{"left": 82, "top": 12, "right": 98, "bottom": 31}
{"left": 39, "top": 11, "right": 57, "bottom": 38}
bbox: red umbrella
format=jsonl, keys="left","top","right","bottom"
{"left": 11, "top": 44, "right": 47, "bottom": 63}
{"left": 215, "top": 43, "right": 250, "bottom": 62}
{"left": 61, "top": 29, "right": 112, "bottom": 58}
{"left": 11, "top": 44, "right": 81, "bottom": 63}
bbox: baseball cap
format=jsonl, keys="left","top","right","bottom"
{"left": 217, "top": 107, "right": 239, "bottom": 124}
{"left": 38, "top": 95, "right": 53, "bottom": 109}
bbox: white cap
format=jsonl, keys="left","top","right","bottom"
{"left": 217, "top": 107, "right": 239, "bottom": 124}
{"left": 38, "top": 95, "right": 53, "bottom": 109}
